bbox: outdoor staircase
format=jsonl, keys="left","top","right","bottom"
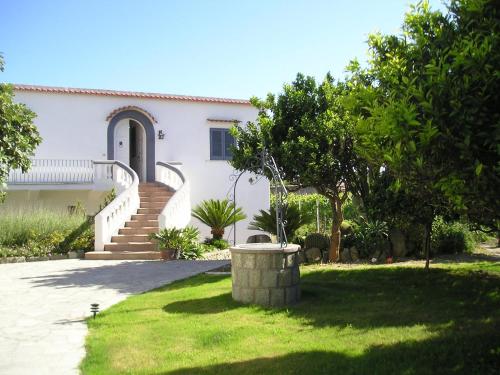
{"left": 86, "top": 183, "right": 173, "bottom": 260}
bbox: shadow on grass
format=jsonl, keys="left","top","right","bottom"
{"left": 432, "top": 253, "right": 500, "bottom": 263}
{"left": 163, "top": 327, "right": 500, "bottom": 375}
{"left": 163, "top": 292, "right": 236, "bottom": 314}
{"left": 154, "top": 272, "right": 229, "bottom": 292}
{"left": 162, "top": 266, "right": 500, "bottom": 330}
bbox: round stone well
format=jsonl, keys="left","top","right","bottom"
{"left": 230, "top": 243, "right": 300, "bottom": 307}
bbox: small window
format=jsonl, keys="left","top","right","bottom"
{"left": 210, "top": 128, "right": 235, "bottom": 160}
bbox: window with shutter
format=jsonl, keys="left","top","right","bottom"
{"left": 210, "top": 128, "right": 235, "bottom": 160}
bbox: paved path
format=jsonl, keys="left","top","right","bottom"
{"left": 0, "top": 259, "right": 228, "bottom": 375}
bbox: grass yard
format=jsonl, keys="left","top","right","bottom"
{"left": 81, "top": 261, "right": 500, "bottom": 374}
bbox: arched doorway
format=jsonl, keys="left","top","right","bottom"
{"left": 107, "top": 109, "right": 156, "bottom": 182}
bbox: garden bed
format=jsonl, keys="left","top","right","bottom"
{"left": 0, "top": 207, "right": 94, "bottom": 259}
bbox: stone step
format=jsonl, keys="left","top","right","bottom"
{"left": 140, "top": 202, "right": 166, "bottom": 209}
{"left": 111, "top": 234, "right": 152, "bottom": 243}
{"left": 119, "top": 227, "right": 159, "bottom": 235}
{"left": 137, "top": 208, "right": 162, "bottom": 215}
{"left": 131, "top": 214, "right": 158, "bottom": 221}
{"left": 139, "top": 197, "right": 171, "bottom": 203}
{"left": 125, "top": 219, "right": 158, "bottom": 228}
{"left": 138, "top": 186, "right": 168, "bottom": 192}
{"left": 139, "top": 194, "right": 171, "bottom": 200}
{"left": 104, "top": 242, "right": 157, "bottom": 251}
{"left": 138, "top": 183, "right": 163, "bottom": 188}
{"left": 140, "top": 191, "right": 170, "bottom": 196}
{"left": 139, "top": 189, "right": 171, "bottom": 194}
{"left": 85, "top": 251, "right": 161, "bottom": 260}
{"left": 139, "top": 191, "right": 172, "bottom": 196}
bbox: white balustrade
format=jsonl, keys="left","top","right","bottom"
{"left": 93, "top": 161, "right": 139, "bottom": 251}
{"left": 7, "top": 159, "right": 94, "bottom": 184}
{"left": 156, "top": 162, "right": 191, "bottom": 229}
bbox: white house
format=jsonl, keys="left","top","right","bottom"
{"left": 4, "top": 84, "right": 269, "bottom": 259}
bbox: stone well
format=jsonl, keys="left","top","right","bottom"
{"left": 230, "top": 243, "right": 300, "bottom": 307}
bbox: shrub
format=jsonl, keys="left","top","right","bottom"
{"left": 304, "top": 233, "right": 330, "bottom": 251}
{"left": 343, "top": 218, "right": 389, "bottom": 258}
{"left": 150, "top": 226, "right": 208, "bottom": 259}
{"left": 431, "top": 217, "right": 475, "bottom": 254}
{"left": 204, "top": 238, "right": 230, "bottom": 250}
{"left": 340, "top": 220, "right": 355, "bottom": 235}
{"left": 470, "top": 229, "right": 495, "bottom": 244}
{"left": 248, "top": 205, "right": 314, "bottom": 243}
{"left": 273, "top": 193, "right": 332, "bottom": 234}
{"left": 294, "top": 235, "right": 306, "bottom": 249}
{"left": 179, "top": 243, "right": 210, "bottom": 260}
{"left": 150, "top": 227, "right": 191, "bottom": 250}
{"left": 342, "top": 197, "right": 363, "bottom": 221}
{"left": 0, "top": 206, "right": 92, "bottom": 257}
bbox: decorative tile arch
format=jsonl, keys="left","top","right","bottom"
{"left": 106, "top": 106, "right": 158, "bottom": 124}
{"left": 107, "top": 109, "right": 156, "bottom": 182}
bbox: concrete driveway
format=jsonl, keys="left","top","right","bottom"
{"left": 0, "top": 259, "right": 228, "bottom": 375}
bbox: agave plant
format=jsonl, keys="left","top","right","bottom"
{"left": 191, "top": 199, "right": 246, "bottom": 239}
{"left": 248, "top": 205, "right": 314, "bottom": 242}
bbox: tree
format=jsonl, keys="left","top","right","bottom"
{"left": 191, "top": 199, "right": 246, "bottom": 240}
{"left": 0, "top": 54, "right": 41, "bottom": 202}
{"left": 351, "top": 0, "right": 500, "bottom": 268}
{"left": 231, "top": 74, "right": 364, "bottom": 261}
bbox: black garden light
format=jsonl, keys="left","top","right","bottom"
{"left": 90, "top": 303, "right": 100, "bottom": 319}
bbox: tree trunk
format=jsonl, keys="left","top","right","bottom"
{"left": 424, "top": 221, "right": 432, "bottom": 270}
{"left": 328, "top": 196, "right": 343, "bottom": 262}
{"left": 329, "top": 222, "right": 341, "bottom": 262}
{"left": 212, "top": 228, "right": 224, "bottom": 240}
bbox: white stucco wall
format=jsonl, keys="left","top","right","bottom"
{"left": 12, "top": 89, "right": 270, "bottom": 244}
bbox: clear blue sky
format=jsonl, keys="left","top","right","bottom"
{"left": 1, "top": 0, "right": 445, "bottom": 99}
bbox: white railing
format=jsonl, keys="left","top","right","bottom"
{"left": 93, "top": 161, "right": 139, "bottom": 251}
{"left": 156, "top": 162, "right": 191, "bottom": 229}
{"left": 7, "top": 159, "right": 94, "bottom": 184}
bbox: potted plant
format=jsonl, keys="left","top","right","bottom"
{"left": 149, "top": 226, "right": 200, "bottom": 260}
{"left": 149, "top": 227, "right": 185, "bottom": 260}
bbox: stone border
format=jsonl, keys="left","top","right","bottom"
{"left": 230, "top": 243, "right": 300, "bottom": 254}
{"left": 201, "top": 249, "right": 231, "bottom": 260}
{"left": 0, "top": 250, "right": 85, "bottom": 264}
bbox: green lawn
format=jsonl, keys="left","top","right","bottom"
{"left": 81, "top": 262, "right": 500, "bottom": 375}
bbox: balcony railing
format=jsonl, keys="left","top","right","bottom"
{"left": 7, "top": 159, "right": 94, "bottom": 185}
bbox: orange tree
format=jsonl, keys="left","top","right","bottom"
{"left": 351, "top": 0, "right": 500, "bottom": 267}
{"left": 231, "top": 74, "right": 366, "bottom": 261}
{"left": 0, "top": 54, "right": 41, "bottom": 202}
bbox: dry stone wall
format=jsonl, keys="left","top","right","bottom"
{"left": 230, "top": 244, "right": 300, "bottom": 307}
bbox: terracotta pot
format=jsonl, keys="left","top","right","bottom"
{"left": 159, "top": 249, "right": 178, "bottom": 261}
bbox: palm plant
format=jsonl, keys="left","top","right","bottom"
{"left": 191, "top": 199, "right": 246, "bottom": 239}
{"left": 248, "top": 205, "right": 314, "bottom": 242}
